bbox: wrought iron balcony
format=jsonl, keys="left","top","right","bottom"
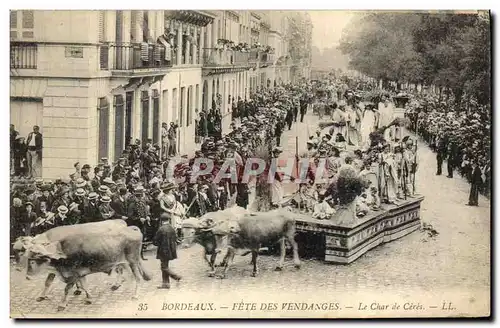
{"left": 100, "top": 43, "right": 173, "bottom": 74}
{"left": 259, "top": 52, "right": 275, "bottom": 67}
{"left": 202, "top": 48, "right": 250, "bottom": 67}
{"left": 10, "top": 42, "right": 37, "bottom": 69}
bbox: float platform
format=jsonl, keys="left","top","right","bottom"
{"left": 294, "top": 196, "right": 424, "bottom": 264}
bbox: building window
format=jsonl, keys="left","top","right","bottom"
{"left": 152, "top": 90, "right": 160, "bottom": 144}
{"left": 113, "top": 95, "right": 125, "bottom": 161}
{"left": 186, "top": 86, "right": 192, "bottom": 127}
{"left": 97, "top": 98, "right": 110, "bottom": 161}
{"left": 172, "top": 88, "right": 178, "bottom": 124}
{"left": 179, "top": 87, "right": 185, "bottom": 127}
{"left": 99, "top": 10, "right": 106, "bottom": 43}
{"left": 195, "top": 84, "right": 200, "bottom": 112}
{"left": 10, "top": 10, "right": 34, "bottom": 40}
{"left": 22, "top": 10, "right": 34, "bottom": 28}
{"left": 141, "top": 91, "right": 150, "bottom": 144}
{"left": 10, "top": 11, "right": 17, "bottom": 28}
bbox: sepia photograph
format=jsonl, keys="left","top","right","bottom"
{"left": 8, "top": 9, "right": 491, "bottom": 319}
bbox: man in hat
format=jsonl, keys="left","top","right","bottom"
{"left": 112, "top": 158, "right": 127, "bottom": 182}
{"left": 26, "top": 125, "right": 43, "bottom": 178}
{"left": 161, "top": 122, "right": 170, "bottom": 160}
{"left": 153, "top": 212, "right": 182, "bottom": 289}
{"left": 127, "top": 185, "right": 151, "bottom": 259}
{"left": 98, "top": 195, "right": 116, "bottom": 220}
{"left": 435, "top": 132, "right": 447, "bottom": 176}
{"left": 466, "top": 158, "right": 483, "bottom": 207}
{"left": 274, "top": 119, "right": 284, "bottom": 147}
{"left": 111, "top": 185, "right": 129, "bottom": 221}
{"left": 50, "top": 186, "right": 71, "bottom": 214}
{"left": 158, "top": 182, "right": 179, "bottom": 227}
{"left": 101, "top": 164, "right": 112, "bottom": 183}
{"left": 168, "top": 122, "right": 179, "bottom": 156}
{"left": 70, "top": 188, "right": 87, "bottom": 223}
{"left": 70, "top": 162, "right": 82, "bottom": 182}
{"left": 98, "top": 185, "right": 112, "bottom": 198}
{"left": 74, "top": 177, "right": 90, "bottom": 194}
{"left": 91, "top": 167, "right": 102, "bottom": 192}
{"left": 81, "top": 164, "right": 92, "bottom": 182}
{"left": 53, "top": 205, "right": 70, "bottom": 228}
{"left": 83, "top": 192, "right": 100, "bottom": 223}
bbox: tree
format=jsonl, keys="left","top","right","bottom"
{"left": 338, "top": 11, "right": 491, "bottom": 105}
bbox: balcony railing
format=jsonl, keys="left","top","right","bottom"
{"left": 259, "top": 52, "right": 275, "bottom": 65}
{"left": 203, "top": 48, "right": 250, "bottom": 67}
{"left": 100, "top": 43, "right": 174, "bottom": 71}
{"left": 10, "top": 42, "right": 37, "bottom": 69}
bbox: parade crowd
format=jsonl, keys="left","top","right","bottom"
{"left": 406, "top": 95, "right": 491, "bottom": 203}
{"left": 10, "top": 74, "right": 491, "bottom": 257}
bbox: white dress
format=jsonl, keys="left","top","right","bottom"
{"left": 360, "top": 109, "right": 376, "bottom": 146}
{"left": 378, "top": 102, "right": 394, "bottom": 141}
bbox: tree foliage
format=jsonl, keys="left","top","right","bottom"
{"left": 338, "top": 11, "right": 491, "bottom": 104}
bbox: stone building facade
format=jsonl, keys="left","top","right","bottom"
{"left": 10, "top": 10, "right": 312, "bottom": 180}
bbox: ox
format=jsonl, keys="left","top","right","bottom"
{"left": 24, "top": 221, "right": 151, "bottom": 311}
{"left": 218, "top": 210, "right": 302, "bottom": 278}
{"left": 13, "top": 220, "right": 129, "bottom": 294}
{"left": 181, "top": 207, "right": 249, "bottom": 276}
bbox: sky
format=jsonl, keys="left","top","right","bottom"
{"left": 308, "top": 11, "right": 355, "bottom": 50}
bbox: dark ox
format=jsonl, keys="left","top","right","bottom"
{"left": 23, "top": 221, "right": 151, "bottom": 311}
{"left": 181, "top": 217, "right": 229, "bottom": 277}
{"left": 183, "top": 210, "right": 301, "bottom": 278}
{"left": 219, "top": 211, "right": 302, "bottom": 278}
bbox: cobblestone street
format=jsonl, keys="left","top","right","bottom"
{"left": 10, "top": 113, "right": 490, "bottom": 318}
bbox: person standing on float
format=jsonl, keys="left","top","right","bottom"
{"left": 344, "top": 99, "right": 358, "bottom": 146}
{"left": 378, "top": 96, "right": 395, "bottom": 142}
{"left": 360, "top": 103, "right": 378, "bottom": 147}
{"left": 380, "top": 144, "right": 399, "bottom": 204}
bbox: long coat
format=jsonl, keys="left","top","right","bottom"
{"left": 153, "top": 223, "right": 178, "bottom": 262}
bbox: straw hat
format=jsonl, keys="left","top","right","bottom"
{"left": 74, "top": 188, "right": 86, "bottom": 197}
{"left": 88, "top": 192, "right": 98, "bottom": 201}
{"left": 75, "top": 178, "right": 86, "bottom": 188}
{"left": 57, "top": 206, "right": 69, "bottom": 215}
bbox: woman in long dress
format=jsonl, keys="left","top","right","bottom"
{"left": 379, "top": 145, "right": 399, "bottom": 204}
{"left": 360, "top": 104, "right": 378, "bottom": 147}
{"left": 378, "top": 97, "right": 395, "bottom": 142}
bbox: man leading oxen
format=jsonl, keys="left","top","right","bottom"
{"left": 16, "top": 219, "right": 151, "bottom": 311}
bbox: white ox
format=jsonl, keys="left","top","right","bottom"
{"left": 19, "top": 220, "right": 151, "bottom": 311}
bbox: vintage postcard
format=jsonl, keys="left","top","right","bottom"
{"left": 9, "top": 9, "right": 491, "bottom": 318}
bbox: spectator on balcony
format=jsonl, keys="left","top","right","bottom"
{"left": 157, "top": 28, "right": 173, "bottom": 65}
{"left": 26, "top": 125, "right": 43, "bottom": 179}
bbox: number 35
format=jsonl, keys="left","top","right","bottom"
{"left": 138, "top": 303, "right": 148, "bottom": 311}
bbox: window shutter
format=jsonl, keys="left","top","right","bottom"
{"left": 22, "top": 10, "right": 33, "bottom": 29}
{"left": 97, "top": 97, "right": 110, "bottom": 160}
{"left": 115, "top": 10, "right": 123, "bottom": 43}
{"left": 98, "top": 10, "right": 105, "bottom": 43}
{"left": 10, "top": 11, "right": 17, "bottom": 28}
